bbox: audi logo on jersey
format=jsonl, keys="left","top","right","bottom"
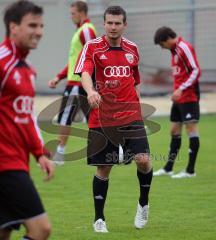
{"left": 13, "top": 96, "right": 34, "bottom": 114}
{"left": 104, "top": 66, "right": 131, "bottom": 77}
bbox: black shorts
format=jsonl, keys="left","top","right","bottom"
{"left": 57, "top": 85, "right": 89, "bottom": 126}
{"left": 87, "top": 121, "right": 150, "bottom": 165}
{"left": 0, "top": 171, "right": 45, "bottom": 230}
{"left": 170, "top": 102, "right": 200, "bottom": 123}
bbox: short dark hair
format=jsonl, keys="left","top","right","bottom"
{"left": 4, "top": 0, "right": 43, "bottom": 37}
{"left": 154, "top": 26, "right": 177, "bottom": 44}
{"left": 104, "top": 6, "right": 127, "bottom": 23}
{"left": 71, "top": 1, "right": 88, "bottom": 15}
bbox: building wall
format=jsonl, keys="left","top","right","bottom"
{"left": 0, "top": 0, "right": 215, "bottom": 94}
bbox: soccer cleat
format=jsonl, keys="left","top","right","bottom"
{"left": 153, "top": 168, "right": 173, "bottom": 176}
{"left": 52, "top": 152, "right": 65, "bottom": 166}
{"left": 134, "top": 203, "right": 149, "bottom": 229}
{"left": 93, "top": 219, "right": 108, "bottom": 233}
{"left": 171, "top": 171, "right": 196, "bottom": 179}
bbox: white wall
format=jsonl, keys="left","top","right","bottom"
{"left": 0, "top": 0, "right": 216, "bottom": 93}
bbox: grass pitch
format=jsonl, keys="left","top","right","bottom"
{"left": 13, "top": 114, "right": 216, "bottom": 240}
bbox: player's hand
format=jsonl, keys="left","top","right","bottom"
{"left": 171, "top": 89, "right": 182, "bottom": 102}
{"left": 87, "top": 90, "right": 101, "bottom": 108}
{"left": 48, "top": 77, "right": 59, "bottom": 89}
{"left": 38, "top": 155, "right": 55, "bottom": 181}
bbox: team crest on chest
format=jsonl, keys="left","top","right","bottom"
{"left": 125, "top": 53, "right": 134, "bottom": 64}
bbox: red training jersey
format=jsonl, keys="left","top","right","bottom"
{"left": 0, "top": 38, "right": 45, "bottom": 172}
{"left": 171, "top": 37, "right": 201, "bottom": 103}
{"left": 75, "top": 35, "right": 142, "bottom": 128}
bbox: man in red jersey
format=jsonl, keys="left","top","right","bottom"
{"left": 153, "top": 27, "right": 201, "bottom": 179}
{"left": 75, "top": 6, "right": 152, "bottom": 232}
{"left": 0, "top": 1, "right": 54, "bottom": 239}
{"left": 48, "top": 1, "right": 96, "bottom": 165}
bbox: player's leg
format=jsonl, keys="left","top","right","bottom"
{"left": 154, "top": 103, "right": 183, "bottom": 176}
{"left": 57, "top": 86, "right": 79, "bottom": 149}
{"left": 163, "top": 122, "right": 182, "bottom": 171}
{"left": 185, "top": 122, "right": 199, "bottom": 174}
{"left": 22, "top": 172, "right": 51, "bottom": 239}
{"left": 135, "top": 153, "right": 152, "bottom": 205}
{"left": 92, "top": 166, "right": 112, "bottom": 233}
{"left": 172, "top": 102, "right": 200, "bottom": 178}
{"left": 0, "top": 171, "right": 22, "bottom": 240}
{"left": 0, "top": 171, "right": 51, "bottom": 239}
{"left": 133, "top": 135, "right": 152, "bottom": 228}
{"left": 57, "top": 126, "right": 71, "bottom": 148}
{"left": 93, "top": 166, "right": 112, "bottom": 221}
{"left": 23, "top": 214, "right": 51, "bottom": 240}
{"left": 122, "top": 121, "right": 152, "bottom": 228}
{"left": 53, "top": 86, "right": 79, "bottom": 165}
{"left": 0, "top": 229, "right": 11, "bottom": 240}
{"left": 21, "top": 172, "right": 51, "bottom": 239}
{"left": 135, "top": 152, "right": 152, "bottom": 229}
{"left": 88, "top": 127, "right": 118, "bottom": 232}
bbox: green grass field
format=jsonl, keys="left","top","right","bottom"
{"left": 13, "top": 114, "right": 216, "bottom": 240}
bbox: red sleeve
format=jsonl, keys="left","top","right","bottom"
{"left": 0, "top": 60, "right": 5, "bottom": 87}
{"left": 0, "top": 66, "right": 3, "bottom": 87}
{"left": 29, "top": 113, "right": 45, "bottom": 160}
{"left": 133, "top": 46, "right": 140, "bottom": 85}
{"left": 177, "top": 43, "right": 201, "bottom": 90}
{"left": 56, "top": 65, "right": 68, "bottom": 80}
{"left": 178, "top": 46, "right": 194, "bottom": 71}
{"left": 80, "top": 27, "right": 96, "bottom": 45}
{"left": 74, "top": 43, "right": 94, "bottom": 76}
{"left": 133, "top": 66, "right": 140, "bottom": 85}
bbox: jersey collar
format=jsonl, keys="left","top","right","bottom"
{"left": 171, "top": 36, "right": 182, "bottom": 51}
{"left": 4, "top": 37, "right": 29, "bottom": 59}
{"left": 77, "top": 18, "right": 90, "bottom": 28}
{"left": 102, "top": 35, "right": 123, "bottom": 48}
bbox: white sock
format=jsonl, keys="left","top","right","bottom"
{"left": 57, "top": 145, "right": 65, "bottom": 154}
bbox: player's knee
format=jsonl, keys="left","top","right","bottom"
{"left": 26, "top": 221, "right": 51, "bottom": 240}
{"left": 37, "top": 222, "right": 51, "bottom": 239}
{"left": 185, "top": 125, "right": 197, "bottom": 136}
{"left": 135, "top": 153, "right": 151, "bottom": 170}
{"left": 170, "top": 123, "right": 182, "bottom": 136}
{"left": 97, "top": 166, "right": 112, "bottom": 178}
{"left": 170, "top": 128, "right": 181, "bottom": 136}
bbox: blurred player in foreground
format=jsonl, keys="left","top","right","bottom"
{"left": 0, "top": 1, "right": 54, "bottom": 239}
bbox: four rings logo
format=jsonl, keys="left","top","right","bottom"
{"left": 13, "top": 96, "right": 34, "bottom": 114}
{"left": 104, "top": 66, "right": 131, "bottom": 77}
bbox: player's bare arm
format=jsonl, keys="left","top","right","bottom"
{"left": 81, "top": 71, "right": 101, "bottom": 108}
{"left": 48, "top": 77, "right": 60, "bottom": 88}
{"left": 38, "top": 155, "right": 55, "bottom": 181}
{"left": 171, "top": 88, "right": 182, "bottom": 102}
